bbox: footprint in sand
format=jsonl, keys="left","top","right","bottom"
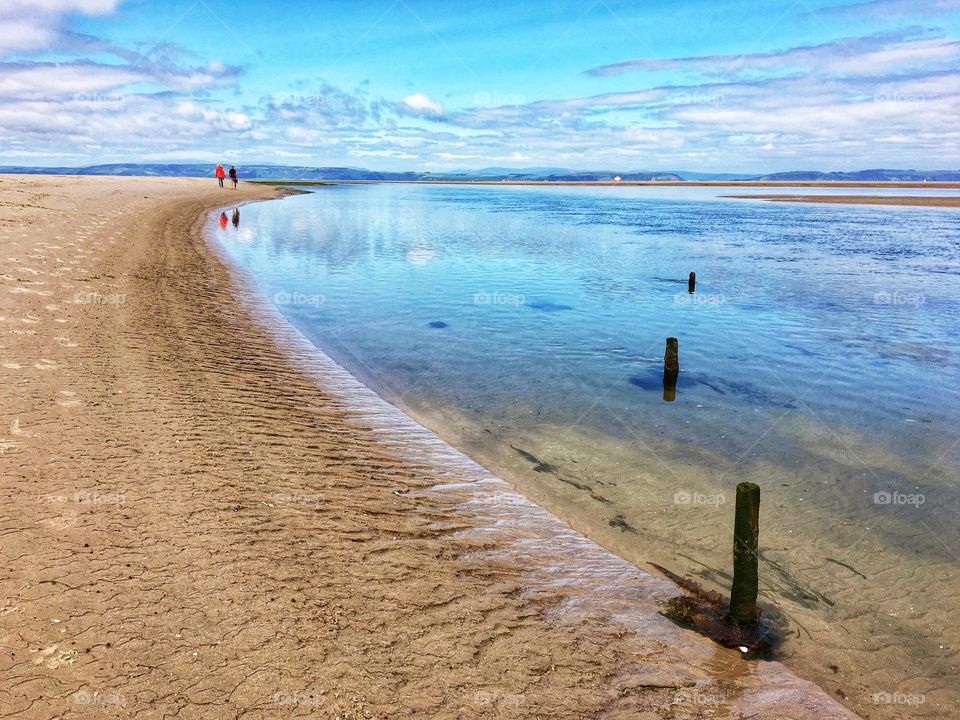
{"left": 39, "top": 514, "right": 78, "bottom": 529}
{"left": 55, "top": 337, "right": 78, "bottom": 348}
{"left": 58, "top": 390, "right": 80, "bottom": 408}
{"left": 31, "top": 644, "right": 75, "bottom": 669}
{"left": 11, "top": 418, "right": 36, "bottom": 437}
{"left": 34, "top": 358, "right": 57, "bottom": 370}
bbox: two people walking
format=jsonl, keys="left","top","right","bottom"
{"left": 215, "top": 164, "right": 239, "bottom": 189}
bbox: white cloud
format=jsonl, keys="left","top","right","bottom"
{"left": 402, "top": 92, "right": 443, "bottom": 116}
{"left": 584, "top": 29, "right": 953, "bottom": 79}
{"left": 0, "top": 0, "right": 121, "bottom": 55}
{"left": 0, "top": 62, "right": 145, "bottom": 99}
{"left": 0, "top": 1, "right": 119, "bottom": 12}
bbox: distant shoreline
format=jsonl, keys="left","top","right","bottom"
{"left": 723, "top": 193, "right": 960, "bottom": 207}
{"left": 250, "top": 178, "right": 960, "bottom": 189}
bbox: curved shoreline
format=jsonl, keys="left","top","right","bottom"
{"left": 203, "top": 189, "right": 860, "bottom": 717}
{"left": 0, "top": 174, "right": 855, "bottom": 718}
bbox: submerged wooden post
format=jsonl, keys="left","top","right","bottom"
{"left": 662, "top": 337, "right": 679, "bottom": 402}
{"left": 663, "top": 337, "right": 679, "bottom": 381}
{"left": 688, "top": 271, "right": 696, "bottom": 294}
{"left": 729, "top": 482, "right": 761, "bottom": 625}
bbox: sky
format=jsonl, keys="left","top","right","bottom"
{"left": 0, "top": 0, "right": 959, "bottom": 171}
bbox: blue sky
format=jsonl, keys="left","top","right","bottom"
{"left": 1, "top": 0, "right": 959, "bottom": 170}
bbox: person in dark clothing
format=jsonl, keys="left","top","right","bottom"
{"left": 229, "top": 166, "right": 238, "bottom": 189}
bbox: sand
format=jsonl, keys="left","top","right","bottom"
{"left": 0, "top": 174, "right": 858, "bottom": 718}
{"left": 723, "top": 194, "right": 960, "bottom": 207}
{"left": 404, "top": 400, "right": 960, "bottom": 720}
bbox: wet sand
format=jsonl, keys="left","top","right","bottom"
{"left": 0, "top": 174, "right": 858, "bottom": 718}
{"left": 400, "top": 398, "right": 959, "bottom": 720}
{"left": 723, "top": 194, "right": 960, "bottom": 207}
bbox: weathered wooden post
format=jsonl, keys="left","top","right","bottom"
{"left": 662, "top": 337, "right": 679, "bottom": 402}
{"left": 688, "top": 271, "right": 696, "bottom": 294}
{"left": 663, "top": 337, "right": 679, "bottom": 381}
{"left": 729, "top": 482, "right": 760, "bottom": 625}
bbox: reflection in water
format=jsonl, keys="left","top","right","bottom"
{"left": 662, "top": 381, "right": 677, "bottom": 402}
{"left": 232, "top": 208, "right": 240, "bottom": 228}
{"left": 218, "top": 211, "right": 228, "bottom": 230}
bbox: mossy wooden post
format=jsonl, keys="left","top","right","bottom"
{"left": 662, "top": 337, "right": 679, "bottom": 402}
{"left": 729, "top": 482, "right": 760, "bottom": 624}
{"left": 663, "top": 337, "right": 679, "bottom": 378}
{"left": 688, "top": 271, "right": 696, "bottom": 294}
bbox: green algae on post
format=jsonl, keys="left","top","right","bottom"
{"left": 729, "top": 482, "right": 761, "bottom": 625}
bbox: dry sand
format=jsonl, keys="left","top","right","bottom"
{"left": 0, "top": 174, "right": 857, "bottom": 718}
{"left": 723, "top": 194, "right": 960, "bottom": 207}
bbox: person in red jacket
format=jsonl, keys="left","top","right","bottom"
{"left": 215, "top": 164, "right": 225, "bottom": 188}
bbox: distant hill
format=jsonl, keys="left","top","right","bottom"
{"left": 666, "top": 171, "right": 757, "bottom": 181}
{"left": 0, "top": 163, "right": 426, "bottom": 181}
{"left": 0, "top": 163, "right": 684, "bottom": 182}
{"left": 756, "top": 169, "right": 960, "bottom": 182}
{"left": 457, "top": 166, "right": 572, "bottom": 176}
{"left": 1, "top": 163, "right": 958, "bottom": 182}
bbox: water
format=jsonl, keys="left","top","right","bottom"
{"left": 211, "top": 184, "right": 960, "bottom": 717}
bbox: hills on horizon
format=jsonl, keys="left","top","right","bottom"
{"left": 2, "top": 163, "right": 959, "bottom": 182}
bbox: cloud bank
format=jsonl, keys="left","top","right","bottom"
{"left": 0, "top": 0, "right": 958, "bottom": 170}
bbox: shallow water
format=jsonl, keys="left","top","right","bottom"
{"left": 212, "top": 184, "right": 960, "bottom": 718}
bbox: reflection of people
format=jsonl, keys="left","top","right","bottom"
{"left": 215, "top": 164, "right": 225, "bottom": 188}
{"left": 219, "top": 211, "right": 228, "bottom": 230}
{"left": 229, "top": 165, "right": 238, "bottom": 189}
{"left": 231, "top": 208, "right": 240, "bottom": 227}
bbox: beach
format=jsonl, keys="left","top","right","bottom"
{"left": 0, "top": 174, "right": 861, "bottom": 718}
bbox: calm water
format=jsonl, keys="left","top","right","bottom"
{"left": 216, "top": 185, "right": 960, "bottom": 460}
{"left": 211, "top": 184, "right": 960, "bottom": 716}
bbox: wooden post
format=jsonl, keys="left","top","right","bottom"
{"left": 663, "top": 337, "right": 679, "bottom": 381}
{"left": 688, "top": 271, "right": 696, "bottom": 294}
{"left": 729, "top": 482, "right": 760, "bottom": 625}
{"left": 662, "top": 337, "right": 679, "bottom": 401}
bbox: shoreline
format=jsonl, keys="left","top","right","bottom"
{"left": 723, "top": 193, "right": 960, "bottom": 207}
{"left": 1, "top": 175, "right": 855, "bottom": 718}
